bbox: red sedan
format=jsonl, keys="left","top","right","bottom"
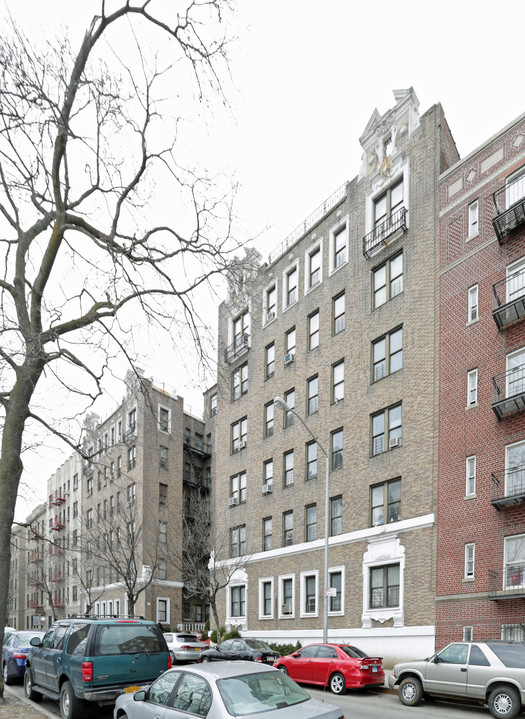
{"left": 274, "top": 643, "right": 384, "bottom": 695}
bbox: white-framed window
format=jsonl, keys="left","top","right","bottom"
{"left": 128, "top": 407, "right": 137, "bottom": 433}
{"left": 333, "top": 292, "right": 345, "bottom": 335}
{"left": 468, "top": 200, "right": 479, "bottom": 238}
{"left": 371, "top": 478, "right": 401, "bottom": 526}
{"left": 300, "top": 570, "right": 319, "bottom": 617}
{"left": 230, "top": 471, "right": 246, "bottom": 504}
{"left": 306, "top": 441, "right": 318, "bottom": 480}
{"left": 264, "top": 283, "right": 277, "bottom": 323}
{"left": 329, "top": 566, "right": 345, "bottom": 615}
{"left": 229, "top": 584, "right": 246, "bottom": 618}
{"left": 230, "top": 525, "right": 246, "bottom": 557}
{"left": 329, "top": 218, "right": 349, "bottom": 273}
{"left": 278, "top": 574, "right": 295, "bottom": 618}
{"left": 505, "top": 439, "right": 525, "bottom": 502}
{"left": 259, "top": 577, "right": 274, "bottom": 619}
{"left": 158, "top": 406, "right": 171, "bottom": 433}
{"left": 330, "top": 495, "right": 343, "bottom": 536}
{"left": 468, "top": 285, "right": 479, "bottom": 323}
{"left": 467, "top": 369, "right": 478, "bottom": 406}
{"left": 263, "top": 516, "right": 272, "bottom": 551}
{"left": 305, "top": 504, "right": 317, "bottom": 542}
{"left": 284, "top": 451, "right": 294, "bottom": 487}
{"left": 232, "top": 310, "right": 251, "bottom": 349}
{"left": 285, "top": 327, "right": 296, "bottom": 357}
{"left": 231, "top": 417, "right": 247, "bottom": 453}
{"left": 372, "top": 327, "right": 403, "bottom": 382}
{"left": 504, "top": 534, "right": 525, "bottom": 589}
{"left": 463, "top": 626, "right": 473, "bottom": 641}
{"left": 232, "top": 362, "right": 248, "bottom": 400}
{"left": 284, "top": 389, "right": 295, "bottom": 427}
{"left": 506, "top": 347, "right": 525, "bottom": 399}
{"left": 283, "top": 510, "right": 293, "bottom": 545}
{"left": 371, "top": 403, "right": 402, "bottom": 455}
{"left": 464, "top": 543, "right": 475, "bottom": 579}
{"left": 331, "top": 428, "right": 343, "bottom": 470}
{"left": 308, "top": 310, "right": 320, "bottom": 350}
{"left": 265, "top": 343, "right": 275, "bottom": 379}
{"left": 307, "top": 375, "right": 319, "bottom": 415}
{"left": 369, "top": 563, "right": 400, "bottom": 609}
{"left": 305, "top": 241, "right": 323, "bottom": 292}
{"left": 283, "top": 262, "right": 299, "bottom": 309}
{"left": 466, "top": 456, "right": 476, "bottom": 496}
{"left": 156, "top": 597, "right": 170, "bottom": 624}
{"left": 506, "top": 166, "right": 525, "bottom": 208}
{"left": 372, "top": 252, "right": 403, "bottom": 309}
{"left": 506, "top": 257, "right": 525, "bottom": 304}
{"left": 332, "top": 360, "right": 344, "bottom": 402}
{"left": 264, "top": 402, "right": 274, "bottom": 437}
{"left": 210, "top": 393, "right": 217, "bottom": 416}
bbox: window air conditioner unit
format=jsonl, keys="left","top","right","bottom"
{"left": 281, "top": 603, "right": 292, "bottom": 615}
{"left": 284, "top": 352, "right": 295, "bottom": 365}
{"left": 266, "top": 311, "right": 276, "bottom": 322}
{"left": 262, "top": 482, "right": 273, "bottom": 495}
{"left": 239, "top": 439, "right": 247, "bottom": 449}
{"left": 389, "top": 436, "right": 402, "bottom": 449}
{"left": 228, "top": 497, "right": 239, "bottom": 507}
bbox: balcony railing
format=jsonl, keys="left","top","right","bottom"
{"left": 492, "top": 270, "right": 525, "bottom": 330}
{"left": 363, "top": 206, "right": 407, "bottom": 258}
{"left": 493, "top": 180, "right": 525, "bottom": 243}
{"left": 492, "top": 365, "right": 525, "bottom": 419}
{"left": 488, "top": 563, "right": 525, "bottom": 599}
{"left": 224, "top": 333, "right": 250, "bottom": 364}
{"left": 50, "top": 516, "right": 65, "bottom": 531}
{"left": 50, "top": 490, "right": 66, "bottom": 505}
{"left": 491, "top": 466, "right": 525, "bottom": 508}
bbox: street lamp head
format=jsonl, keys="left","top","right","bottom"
{"left": 273, "top": 396, "right": 291, "bottom": 411}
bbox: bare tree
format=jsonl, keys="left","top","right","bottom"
{"left": 173, "top": 492, "right": 249, "bottom": 643}
{"left": 0, "top": 0, "right": 247, "bottom": 695}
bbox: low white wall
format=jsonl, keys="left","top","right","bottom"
{"left": 243, "top": 625, "right": 435, "bottom": 669}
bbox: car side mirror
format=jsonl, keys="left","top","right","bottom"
{"left": 133, "top": 691, "right": 147, "bottom": 702}
{"left": 292, "top": 652, "right": 299, "bottom": 657}
{"left": 431, "top": 655, "right": 439, "bottom": 664}
{"left": 30, "top": 637, "right": 42, "bottom": 647}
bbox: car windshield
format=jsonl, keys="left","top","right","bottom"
{"left": 218, "top": 671, "right": 309, "bottom": 715}
{"left": 340, "top": 645, "right": 369, "bottom": 659}
{"left": 245, "top": 640, "right": 273, "bottom": 652}
{"left": 14, "top": 632, "right": 41, "bottom": 646}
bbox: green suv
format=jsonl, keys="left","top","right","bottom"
{"left": 24, "top": 616, "right": 171, "bottom": 719}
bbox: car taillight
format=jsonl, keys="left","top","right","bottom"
{"left": 255, "top": 655, "right": 262, "bottom": 662}
{"left": 13, "top": 652, "right": 27, "bottom": 659}
{"left": 167, "top": 654, "right": 172, "bottom": 669}
{"left": 82, "top": 661, "right": 93, "bottom": 682}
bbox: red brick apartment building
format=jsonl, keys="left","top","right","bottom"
{"left": 438, "top": 113, "right": 525, "bottom": 645}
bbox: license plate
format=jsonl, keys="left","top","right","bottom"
{"left": 125, "top": 686, "right": 141, "bottom": 693}
{"left": 194, "top": 648, "right": 201, "bottom": 651}
{"left": 371, "top": 667, "right": 377, "bottom": 672}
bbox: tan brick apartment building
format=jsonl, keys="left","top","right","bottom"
{"left": 212, "top": 88, "right": 459, "bottom": 664}
{"left": 438, "top": 112, "right": 525, "bottom": 645}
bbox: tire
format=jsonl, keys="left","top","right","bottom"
{"left": 60, "top": 680, "right": 86, "bottom": 719}
{"left": 488, "top": 685, "right": 520, "bottom": 719}
{"left": 398, "top": 676, "right": 423, "bottom": 707}
{"left": 201, "top": 655, "right": 211, "bottom": 663}
{"left": 277, "top": 665, "right": 288, "bottom": 675}
{"left": 24, "top": 667, "right": 43, "bottom": 703}
{"left": 3, "top": 661, "right": 14, "bottom": 686}
{"left": 329, "top": 672, "right": 346, "bottom": 695}
{"left": 170, "top": 650, "right": 176, "bottom": 662}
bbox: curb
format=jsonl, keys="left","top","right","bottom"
{"left": 4, "top": 687, "right": 57, "bottom": 719}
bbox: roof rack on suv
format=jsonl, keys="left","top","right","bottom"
{"left": 66, "top": 613, "right": 146, "bottom": 620}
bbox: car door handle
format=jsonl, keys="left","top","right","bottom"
{"left": 460, "top": 668, "right": 467, "bottom": 672}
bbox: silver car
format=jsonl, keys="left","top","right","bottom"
{"left": 163, "top": 632, "right": 208, "bottom": 663}
{"left": 114, "top": 661, "right": 344, "bottom": 719}
{"left": 388, "top": 641, "right": 525, "bottom": 719}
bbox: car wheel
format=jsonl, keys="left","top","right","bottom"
{"left": 277, "top": 665, "right": 288, "bottom": 675}
{"left": 170, "top": 650, "right": 176, "bottom": 662}
{"left": 2, "top": 661, "right": 13, "bottom": 686}
{"left": 488, "top": 685, "right": 520, "bottom": 719}
{"left": 399, "top": 676, "right": 423, "bottom": 707}
{"left": 201, "top": 656, "right": 211, "bottom": 662}
{"left": 329, "top": 672, "right": 346, "bottom": 695}
{"left": 60, "top": 680, "right": 86, "bottom": 719}
{"left": 24, "top": 668, "right": 43, "bottom": 703}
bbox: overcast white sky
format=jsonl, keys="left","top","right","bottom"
{"left": 7, "top": 0, "right": 525, "bottom": 518}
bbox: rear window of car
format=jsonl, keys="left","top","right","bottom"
{"left": 218, "top": 671, "right": 309, "bottom": 714}
{"left": 176, "top": 634, "right": 199, "bottom": 642}
{"left": 341, "top": 645, "right": 368, "bottom": 659}
{"left": 487, "top": 643, "right": 525, "bottom": 668}
{"left": 245, "top": 640, "right": 272, "bottom": 651}
{"left": 95, "top": 624, "right": 165, "bottom": 656}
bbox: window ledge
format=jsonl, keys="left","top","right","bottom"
{"left": 464, "top": 493, "right": 477, "bottom": 500}
{"left": 465, "top": 402, "right": 479, "bottom": 410}
{"left": 466, "top": 317, "right": 480, "bottom": 327}
{"left": 462, "top": 577, "right": 475, "bottom": 583}
{"left": 466, "top": 231, "right": 479, "bottom": 242}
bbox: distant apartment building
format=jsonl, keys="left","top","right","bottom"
{"left": 212, "top": 88, "right": 459, "bottom": 664}
{"left": 438, "top": 111, "right": 525, "bottom": 644}
{"left": 7, "top": 524, "right": 27, "bottom": 629}
{"left": 24, "top": 503, "right": 47, "bottom": 629}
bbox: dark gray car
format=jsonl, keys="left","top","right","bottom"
{"left": 388, "top": 641, "right": 525, "bottom": 719}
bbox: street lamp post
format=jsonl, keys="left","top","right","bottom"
{"left": 274, "top": 396, "right": 330, "bottom": 643}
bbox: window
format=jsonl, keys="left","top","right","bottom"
{"left": 506, "top": 348, "right": 525, "bottom": 398}
{"left": 302, "top": 573, "right": 317, "bottom": 614}
{"left": 506, "top": 166, "right": 525, "bottom": 206}
{"left": 463, "top": 626, "right": 474, "bottom": 642}
{"left": 231, "top": 417, "right": 247, "bottom": 453}
{"left": 305, "top": 504, "right": 317, "bottom": 541}
{"left": 128, "top": 445, "right": 136, "bottom": 470}
{"left": 372, "top": 327, "right": 403, "bottom": 382}
{"left": 128, "top": 408, "right": 136, "bottom": 433}
{"left": 307, "top": 244, "right": 322, "bottom": 290}
{"left": 284, "top": 451, "right": 294, "bottom": 487}
{"left": 280, "top": 576, "right": 294, "bottom": 616}
{"left": 159, "top": 446, "right": 168, "bottom": 469}
{"left": 264, "top": 459, "right": 273, "bottom": 487}
{"left": 158, "top": 560, "right": 167, "bottom": 581}
{"left": 184, "top": 462, "right": 191, "bottom": 481}
{"left": 331, "top": 428, "right": 343, "bottom": 469}
{"left": 467, "top": 369, "right": 478, "bottom": 406}
{"left": 284, "top": 389, "right": 295, "bottom": 427}
{"left": 329, "top": 570, "right": 342, "bottom": 612}
{"left": 230, "top": 525, "right": 246, "bottom": 558}
{"left": 332, "top": 360, "right": 344, "bottom": 402}
{"left": 117, "top": 420, "right": 122, "bottom": 441}
{"left": 263, "top": 517, "right": 272, "bottom": 551}
{"left": 465, "top": 543, "right": 475, "bottom": 578}
{"left": 264, "top": 402, "right": 274, "bottom": 437}
{"left": 86, "top": 477, "right": 93, "bottom": 497}
{"left": 308, "top": 310, "right": 320, "bottom": 350}
{"left": 210, "top": 393, "right": 217, "bottom": 416}
{"left": 505, "top": 440, "right": 525, "bottom": 498}
{"left": 127, "top": 483, "right": 136, "bottom": 506}
{"left": 159, "top": 521, "right": 167, "bottom": 544}
{"left": 230, "top": 585, "right": 246, "bottom": 618}
{"left": 466, "top": 457, "right": 476, "bottom": 496}
{"left": 370, "top": 564, "right": 400, "bottom": 608}
{"left": 86, "top": 509, "right": 93, "bottom": 529}
{"left": 468, "top": 285, "right": 479, "bottom": 322}
{"left": 371, "top": 478, "right": 401, "bottom": 526}
{"left": 265, "top": 284, "right": 277, "bottom": 322}
{"left": 230, "top": 471, "right": 246, "bottom": 505}
{"left": 159, "top": 407, "right": 170, "bottom": 433}
{"left": 285, "top": 264, "right": 298, "bottom": 307}
{"left": 117, "top": 456, "right": 122, "bottom": 478}
{"left": 285, "top": 327, "right": 296, "bottom": 359}
{"left": 332, "top": 223, "right": 348, "bottom": 270}
{"left": 261, "top": 580, "right": 272, "bottom": 617}
{"left": 283, "top": 511, "right": 293, "bottom": 546}
{"left": 233, "top": 311, "right": 250, "bottom": 350}
{"left": 373, "top": 252, "right": 403, "bottom": 309}
{"left": 232, "top": 362, "right": 248, "bottom": 400}
{"left": 307, "top": 375, "right": 319, "bottom": 415}
{"left": 504, "top": 534, "right": 525, "bottom": 589}
{"left": 73, "top": 474, "right": 78, "bottom": 491}
{"left": 371, "top": 403, "right": 402, "bottom": 454}
{"left": 468, "top": 200, "right": 479, "bottom": 237}
{"left": 265, "top": 343, "right": 275, "bottom": 379}
{"left": 157, "top": 598, "right": 169, "bottom": 623}
{"left": 506, "top": 258, "right": 525, "bottom": 304}
{"left": 73, "top": 501, "right": 78, "bottom": 518}
{"left": 333, "top": 292, "right": 345, "bottom": 334}
{"left": 330, "top": 496, "right": 342, "bottom": 536}
{"left": 306, "top": 442, "right": 318, "bottom": 480}
{"left": 374, "top": 178, "right": 404, "bottom": 234}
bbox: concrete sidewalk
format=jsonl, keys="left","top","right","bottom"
{"left": 1, "top": 687, "right": 55, "bottom": 719}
